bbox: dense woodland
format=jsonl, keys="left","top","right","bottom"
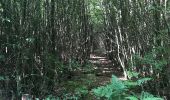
{"left": 0, "top": 0, "right": 170, "bottom": 100}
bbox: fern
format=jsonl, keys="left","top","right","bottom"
{"left": 92, "top": 75, "right": 126, "bottom": 99}
{"left": 132, "top": 46, "right": 168, "bottom": 72}
{"left": 111, "top": 75, "right": 126, "bottom": 91}
{"left": 92, "top": 75, "right": 164, "bottom": 100}
{"left": 127, "top": 71, "right": 139, "bottom": 79}
{"left": 123, "top": 77, "right": 152, "bottom": 88}
{"left": 93, "top": 84, "right": 113, "bottom": 99}
{"left": 137, "top": 78, "right": 152, "bottom": 86}
{"left": 125, "top": 96, "right": 138, "bottom": 100}
{"left": 126, "top": 91, "right": 163, "bottom": 100}
{"left": 140, "top": 91, "right": 163, "bottom": 100}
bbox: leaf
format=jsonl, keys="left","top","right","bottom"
{"left": 111, "top": 75, "right": 126, "bottom": 91}
{"left": 0, "top": 54, "right": 5, "bottom": 61}
{"left": 0, "top": 76, "right": 9, "bottom": 80}
{"left": 143, "top": 97, "right": 163, "bottom": 100}
{"left": 140, "top": 91, "right": 163, "bottom": 100}
{"left": 127, "top": 71, "right": 139, "bottom": 79}
{"left": 92, "top": 75, "right": 126, "bottom": 99}
{"left": 0, "top": 76, "right": 5, "bottom": 80}
{"left": 123, "top": 81, "right": 138, "bottom": 88}
{"left": 137, "top": 78, "right": 152, "bottom": 86}
{"left": 75, "top": 86, "right": 88, "bottom": 95}
{"left": 125, "top": 96, "right": 138, "bottom": 100}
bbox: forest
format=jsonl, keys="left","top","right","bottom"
{"left": 0, "top": 0, "right": 170, "bottom": 100}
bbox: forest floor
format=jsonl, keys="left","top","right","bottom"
{"left": 56, "top": 53, "right": 125, "bottom": 99}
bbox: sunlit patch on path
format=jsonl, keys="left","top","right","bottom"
{"left": 89, "top": 53, "right": 123, "bottom": 77}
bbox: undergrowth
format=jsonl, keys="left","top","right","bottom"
{"left": 92, "top": 75, "right": 164, "bottom": 100}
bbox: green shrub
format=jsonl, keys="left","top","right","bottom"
{"left": 92, "top": 75, "right": 127, "bottom": 100}
{"left": 126, "top": 91, "right": 163, "bottom": 100}
{"left": 92, "top": 75, "right": 163, "bottom": 100}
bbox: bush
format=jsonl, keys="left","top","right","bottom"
{"left": 92, "top": 75, "right": 163, "bottom": 100}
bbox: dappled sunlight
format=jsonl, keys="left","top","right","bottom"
{"left": 118, "top": 76, "right": 128, "bottom": 81}
{"left": 89, "top": 53, "right": 123, "bottom": 77}
{"left": 90, "top": 54, "right": 106, "bottom": 59}
{"left": 1, "top": 0, "right": 168, "bottom": 99}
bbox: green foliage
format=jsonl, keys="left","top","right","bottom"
{"left": 93, "top": 84, "right": 114, "bottom": 99}
{"left": 0, "top": 54, "right": 5, "bottom": 62}
{"left": 0, "top": 76, "right": 9, "bottom": 81}
{"left": 0, "top": 0, "right": 170, "bottom": 99}
{"left": 65, "top": 80, "right": 88, "bottom": 93}
{"left": 123, "top": 81, "right": 138, "bottom": 88}
{"left": 93, "top": 75, "right": 127, "bottom": 99}
{"left": 89, "top": 0, "right": 104, "bottom": 25}
{"left": 126, "top": 96, "right": 138, "bottom": 100}
{"left": 126, "top": 91, "right": 163, "bottom": 100}
{"left": 62, "top": 94, "right": 79, "bottom": 100}
{"left": 110, "top": 75, "right": 127, "bottom": 92}
{"left": 0, "top": 76, "right": 5, "bottom": 80}
{"left": 43, "top": 95, "right": 60, "bottom": 100}
{"left": 40, "top": 93, "right": 80, "bottom": 100}
{"left": 82, "top": 61, "right": 95, "bottom": 73}
{"left": 93, "top": 75, "right": 163, "bottom": 100}
{"left": 69, "top": 59, "right": 83, "bottom": 71}
{"left": 126, "top": 70, "right": 152, "bottom": 87}
{"left": 75, "top": 86, "right": 88, "bottom": 96}
{"left": 137, "top": 78, "right": 152, "bottom": 86}
{"left": 127, "top": 71, "right": 139, "bottom": 79}
{"left": 88, "top": 0, "right": 105, "bottom": 33}
{"left": 127, "top": 45, "right": 168, "bottom": 99}
{"left": 58, "top": 74, "right": 96, "bottom": 100}
{"left": 123, "top": 77, "right": 152, "bottom": 88}
{"left": 132, "top": 46, "right": 168, "bottom": 72}
{"left": 140, "top": 91, "right": 163, "bottom": 100}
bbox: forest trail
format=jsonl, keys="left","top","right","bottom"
{"left": 89, "top": 53, "right": 124, "bottom": 80}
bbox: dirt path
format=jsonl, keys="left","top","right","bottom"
{"left": 55, "top": 53, "right": 125, "bottom": 98}
{"left": 89, "top": 53, "right": 123, "bottom": 77}
{"left": 89, "top": 53, "right": 126, "bottom": 85}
